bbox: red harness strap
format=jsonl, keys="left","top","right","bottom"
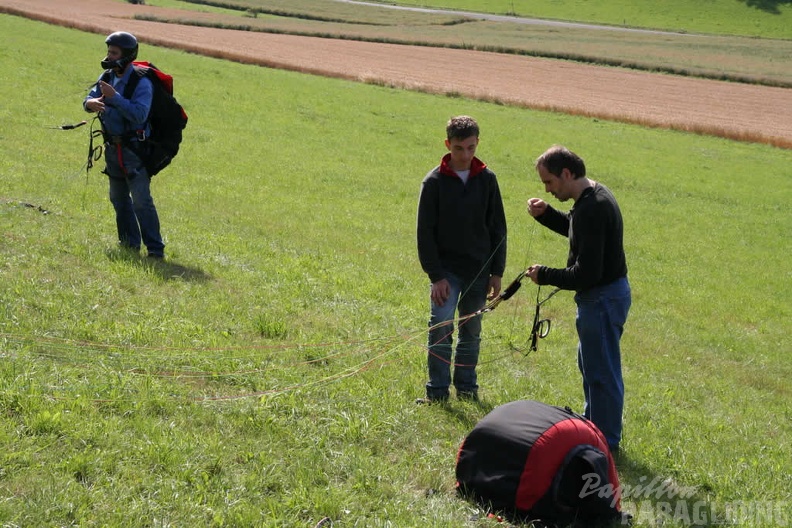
{"left": 114, "top": 143, "right": 128, "bottom": 175}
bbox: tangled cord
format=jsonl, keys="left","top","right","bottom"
{"left": 86, "top": 117, "right": 104, "bottom": 174}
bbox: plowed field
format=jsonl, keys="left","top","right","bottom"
{"left": 3, "top": 0, "right": 791, "bottom": 148}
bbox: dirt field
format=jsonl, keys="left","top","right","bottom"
{"left": 3, "top": 0, "right": 792, "bottom": 148}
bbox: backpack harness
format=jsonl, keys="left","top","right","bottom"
{"left": 99, "top": 61, "right": 187, "bottom": 177}
{"left": 456, "top": 399, "right": 625, "bottom": 526}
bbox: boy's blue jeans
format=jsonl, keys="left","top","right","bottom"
{"left": 425, "top": 272, "right": 489, "bottom": 400}
{"left": 575, "top": 277, "right": 631, "bottom": 449}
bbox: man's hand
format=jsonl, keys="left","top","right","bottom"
{"left": 430, "top": 279, "right": 451, "bottom": 307}
{"left": 527, "top": 198, "right": 547, "bottom": 218}
{"left": 487, "top": 275, "right": 502, "bottom": 300}
{"left": 84, "top": 96, "right": 105, "bottom": 113}
{"left": 98, "top": 80, "right": 117, "bottom": 99}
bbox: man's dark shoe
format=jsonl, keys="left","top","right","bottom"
{"left": 457, "top": 391, "right": 479, "bottom": 402}
{"left": 146, "top": 253, "right": 164, "bottom": 260}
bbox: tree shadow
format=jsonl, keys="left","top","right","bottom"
{"left": 738, "top": 0, "right": 792, "bottom": 14}
{"left": 105, "top": 248, "right": 212, "bottom": 282}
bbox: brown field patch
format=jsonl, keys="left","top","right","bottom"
{"left": 3, "top": 0, "right": 791, "bottom": 148}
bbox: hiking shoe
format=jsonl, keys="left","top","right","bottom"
{"left": 415, "top": 395, "right": 448, "bottom": 405}
{"left": 457, "top": 391, "right": 479, "bottom": 402}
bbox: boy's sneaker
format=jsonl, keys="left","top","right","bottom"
{"left": 457, "top": 391, "right": 479, "bottom": 402}
{"left": 415, "top": 395, "right": 448, "bottom": 405}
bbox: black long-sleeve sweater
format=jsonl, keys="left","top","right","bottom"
{"left": 417, "top": 155, "right": 507, "bottom": 283}
{"left": 536, "top": 183, "right": 627, "bottom": 292}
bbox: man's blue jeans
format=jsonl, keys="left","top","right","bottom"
{"left": 106, "top": 145, "right": 164, "bottom": 257}
{"left": 425, "top": 272, "right": 489, "bottom": 400}
{"left": 575, "top": 277, "right": 631, "bottom": 449}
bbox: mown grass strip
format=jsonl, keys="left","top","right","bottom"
{"left": 356, "top": 0, "right": 792, "bottom": 39}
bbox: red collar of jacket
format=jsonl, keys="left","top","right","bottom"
{"left": 439, "top": 154, "right": 487, "bottom": 179}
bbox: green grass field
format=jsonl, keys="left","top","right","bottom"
{"left": 1, "top": 10, "right": 791, "bottom": 528}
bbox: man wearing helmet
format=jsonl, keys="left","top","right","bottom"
{"left": 84, "top": 31, "right": 165, "bottom": 259}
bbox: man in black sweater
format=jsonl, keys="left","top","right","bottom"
{"left": 526, "top": 145, "right": 631, "bottom": 452}
{"left": 416, "top": 116, "right": 507, "bottom": 403}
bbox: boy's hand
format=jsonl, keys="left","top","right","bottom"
{"left": 431, "top": 279, "right": 450, "bottom": 306}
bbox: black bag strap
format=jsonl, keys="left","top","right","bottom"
{"left": 123, "top": 66, "right": 145, "bottom": 100}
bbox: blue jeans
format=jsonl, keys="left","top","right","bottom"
{"left": 105, "top": 144, "right": 164, "bottom": 257}
{"left": 425, "top": 272, "right": 489, "bottom": 399}
{"left": 575, "top": 277, "right": 631, "bottom": 449}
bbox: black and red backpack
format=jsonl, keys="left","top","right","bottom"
{"left": 101, "top": 61, "right": 188, "bottom": 176}
{"left": 456, "top": 400, "right": 625, "bottom": 527}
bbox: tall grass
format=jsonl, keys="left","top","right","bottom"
{"left": 1, "top": 15, "right": 791, "bottom": 527}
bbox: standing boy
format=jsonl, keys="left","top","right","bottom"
{"left": 526, "top": 145, "right": 631, "bottom": 451}
{"left": 416, "top": 116, "right": 507, "bottom": 403}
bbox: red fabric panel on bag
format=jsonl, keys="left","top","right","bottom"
{"left": 515, "top": 417, "right": 618, "bottom": 511}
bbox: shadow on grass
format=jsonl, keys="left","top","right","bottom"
{"left": 739, "top": 0, "right": 792, "bottom": 14}
{"left": 614, "top": 451, "right": 724, "bottom": 526}
{"left": 105, "top": 248, "right": 212, "bottom": 282}
{"left": 430, "top": 397, "right": 496, "bottom": 430}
